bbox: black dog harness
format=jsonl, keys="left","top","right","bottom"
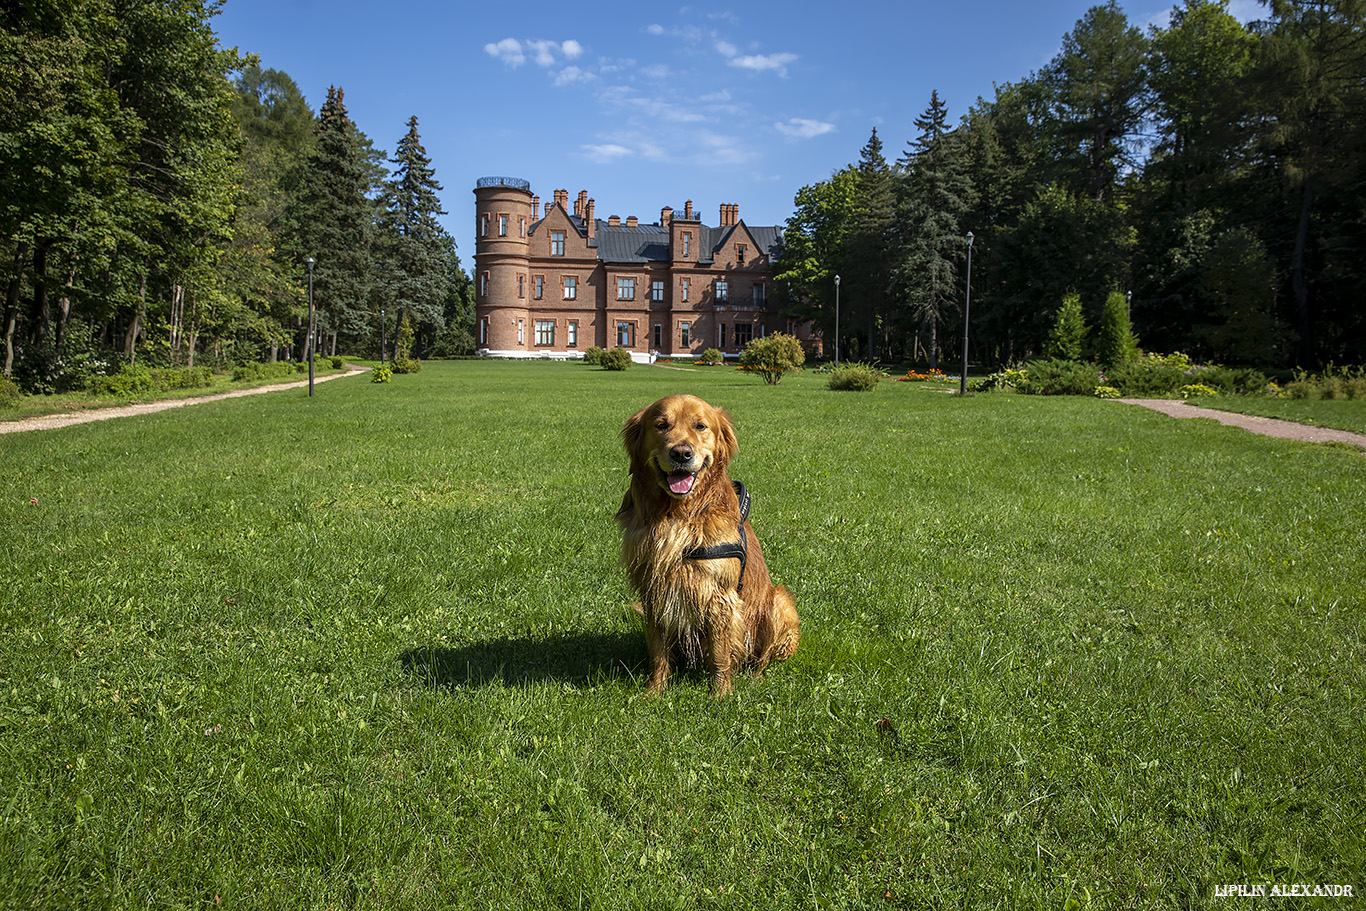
{"left": 683, "top": 481, "right": 751, "bottom": 593}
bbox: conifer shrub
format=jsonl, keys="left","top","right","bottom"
{"left": 1096, "top": 291, "right": 1140, "bottom": 368}
{"left": 1046, "top": 293, "right": 1087, "bottom": 361}
{"left": 738, "top": 332, "right": 805, "bottom": 385}
{"left": 828, "top": 361, "right": 881, "bottom": 391}
{"left": 583, "top": 346, "right": 605, "bottom": 365}
{"left": 390, "top": 313, "right": 422, "bottom": 373}
{"left": 601, "top": 348, "right": 633, "bottom": 370}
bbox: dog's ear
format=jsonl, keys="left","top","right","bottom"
{"left": 621, "top": 404, "right": 651, "bottom": 474}
{"left": 711, "top": 404, "right": 739, "bottom": 468}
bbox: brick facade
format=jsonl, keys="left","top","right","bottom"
{"left": 473, "top": 177, "right": 815, "bottom": 361}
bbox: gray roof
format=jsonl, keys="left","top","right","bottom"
{"left": 595, "top": 221, "right": 783, "bottom": 265}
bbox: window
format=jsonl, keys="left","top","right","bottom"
{"left": 480, "top": 214, "right": 488, "bottom": 237}
{"left": 651, "top": 280, "right": 665, "bottom": 302}
{"left": 567, "top": 321, "right": 578, "bottom": 346}
{"left": 715, "top": 280, "right": 728, "bottom": 301}
{"left": 617, "top": 321, "right": 635, "bottom": 347}
{"left": 617, "top": 277, "right": 635, "bottom": 300}
{"left": 479, "top": 271, "right": 488, "bottom": 296}
{"left": 551, "top": 231, "right": 565, "bottom": 256}
{"left": 479, "top": 317, "right": 488, "bottom": 346}
{"left": 563, "top": 276, "right": 577, "bottom": 300}
{"left": 736, "top": 323, "right": 753, "bottom": 348}
{"left": 682, "top": 278, "right": 690, "bottom": 302}
{"left": 535, "top": 320, "right": 555, "bottom": 346}
{"left": 534, "top": 275, "right": 544, "bottom": 300}
{"left": 683, "top": 233, "right": 691, "bottom": 257}
{"left": 718, "top": 324, "right": 726, "bottom": 348}
{"left": 737, "top": 244, "right": 746, "bottom": 265}
{"left": 520, "top": 217, "right": 527, "bottom": 237}
{"left": 498, "top": 214, "right": 508, "bottom": 237}
{"left": 517, "top": 274, "right": 525, "bottom": 298}
{"left": 753, "top": 283, "right": 765, "bottom": 306}
{"left": 653, "top": 323, "right": 662, "bottom": 348}
{"left": 517, "top": 319, "right": 524, "bottom": 345}
{"left": 680, "top": 321, "right": 690, "bottom": 347}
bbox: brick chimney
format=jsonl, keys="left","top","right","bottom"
{"left": 626, "top": 216, "right": 638, "bottom": 227}
{"left": 661, "top": 206, "right": 673, "bottom": 226}
{"left": 585, "top": 198, "right": 595, "bottom": 240}
{"left": 608, "top": 215, "right": 621, "bottom": 226}
{"left": 684, "top": 199, "right": 693, "bottom": 220}
{"left": 532, "top": 195, "right": 540, "bottom": 220}
{"left": 575, "top": 190, "right": 588, "bottom": 219}
{"left": 553, "top": 189, "right": 568, "bottom": 211}
{"left": 719, "top": 204, "right": 739, "bottom": 226}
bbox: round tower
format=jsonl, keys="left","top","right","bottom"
{"left": 473, "top": 177, "right": 534, "bottom": 354}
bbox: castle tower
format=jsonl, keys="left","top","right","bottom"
{"left": 473, "top": 177, "right": 534, "bottom": 353}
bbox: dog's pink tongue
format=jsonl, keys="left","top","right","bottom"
{"left": 668, "top": 471, "right": 696, "bottom": 495}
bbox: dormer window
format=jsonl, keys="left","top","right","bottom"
{"left": 737, "top": 244, "right": 746, "bottom": 265}
{"left": 551, "top": 231, "right": 565, "bottom": 256}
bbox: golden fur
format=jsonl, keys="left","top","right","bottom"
{"left": 616, "top": 394, "right": 799, "bottom": 695}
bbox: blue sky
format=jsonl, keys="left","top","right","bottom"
{"left": 212, "top": 0, "right": 1264, "bottom": 262}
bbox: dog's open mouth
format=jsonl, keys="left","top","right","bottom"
{"left": 658, "top": 465, "right": 699, "bottom": 496}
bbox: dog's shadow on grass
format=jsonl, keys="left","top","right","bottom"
{"left": 399, "top": 631, "right": 648, "bottom": 690}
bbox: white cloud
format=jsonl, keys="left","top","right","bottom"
{"left": 729, "top": 52, "right": 797, "bottom": 76}
{"left": 775, "top": 117, "right": 836, "bottom": 140}
{"left": 583, "top": 143, "right": 634, "bottom": 163}
{"left": 486, "top": 37, "right": 585, "bottom": 69}
{"left": 715, "top": 39, "right": 738, "bottom": 58}
{"left": 555, "top": 66, "right": 596, "bottom": 86}
{"left": 645, "top": 23, "right": 665, "bottom": 36}
{"left": 484, "top": 38, "right": 525, "bottom": 67}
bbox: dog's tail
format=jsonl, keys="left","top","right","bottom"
{"left": 770, "top": 585, "right": 799, "bottom": 661}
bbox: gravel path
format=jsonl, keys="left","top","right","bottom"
{"left": 1117, "top": 398, "right": 1366, "bottom": 449}
{"left": 0, "top": 366, "right": 369, "bottom": 435}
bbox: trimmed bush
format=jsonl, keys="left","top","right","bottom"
{"left": 330, "top": 356, "right": 345, "bottom": 370}
{"left": 371, "top": 365, "right": 392, "bottom": 383}
{"left": 700, "top": 348, "right": 725, "bottom": 365}
{"left": 232, "top": 361, "right": 298, "bottom": 382}
{"left": 828, "top": 361, "right": 880, "bottom": 392}
{"left": 601, "top": 347, "right": 633, "bottom": 371}
{"left": 737, "top": 332, "right": 805, "bottom": 385}
{"left": 87, "top": 364, "right": 213, "bottom": 396}
{"left": 583, "top": 346, "right": 605, "bottom": 365}
{"left": 1017, "top": 358, "right": 1102, "bottom": 396}
{"left": 0, "top": 374, "right": 21, "bottom": 408}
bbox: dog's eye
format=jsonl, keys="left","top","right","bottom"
{"left": 655, "top": 420, "right": 669, "bottom": 431}
{"left": 694, "top": 422, "right": 707, "bottom": 431}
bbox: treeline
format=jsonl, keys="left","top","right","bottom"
{"left": 779, "top": 0, "right": 1366, "bottom": 369}
{"left": 1, "top": 0, "right": 473, "bottom": 392}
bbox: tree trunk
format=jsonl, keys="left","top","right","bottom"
{"left": 1289, "top": 106, "right": 1321, "bottom": 368}
{"left": 125, "top": 273, "right": 146, "bottom": 363}
{"left": 31, "top": 241, "right": 52, "bottom": 344}
{"left": 55, "top": 264, "right": 76, "bottom": 357}
{"left": 4, "top": 241, "right": 28, "bottom": 376}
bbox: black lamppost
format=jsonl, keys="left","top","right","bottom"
{"left": 380, "top": 307, "right": 386, "bottom": 365}
{"left": 833, "top": 273, "right": 841, "bottom": 367}
{"left": 305, "top": 256, "right": 316, "bottom": 397}
{"left": 960, "top": 232, "right": 974, "bottom": 395}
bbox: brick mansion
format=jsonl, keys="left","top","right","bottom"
{"left": 473, "top": 177, "right": 813, "bottom": 360}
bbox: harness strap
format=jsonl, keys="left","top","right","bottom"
{"left": 683, "top": 481, "right": 751, "bottom": 593}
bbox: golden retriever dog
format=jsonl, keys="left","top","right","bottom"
{"left": 617, "top": 394, "right": 799, "bottom": 695}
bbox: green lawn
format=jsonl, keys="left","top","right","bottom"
{"left": 2, "top": 360, "right": 1362, "bottom": 909}
{"left": 1191, "top": 396, "right": 1366, "bottom": 436}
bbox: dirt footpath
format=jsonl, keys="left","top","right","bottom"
{"left": 0, "top": 366, "right": 369, "bottom": 435}
{"left": 1117, "top": 398, "right": 1366, "bottom": 450}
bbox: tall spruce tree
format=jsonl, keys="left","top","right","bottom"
{"left": 377, "top": 115, "right": 450, "bottom": 342}
{"left": 281, "top": 86, "right": 373, "bottom": 354}
{"left": 849, "top": 127, "right": 895, "bottom": 359}
{"left": 894, "top": 91, "right": 973, "bottom": 368}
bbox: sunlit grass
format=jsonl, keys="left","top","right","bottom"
{"left": 1, "top": 360, "right": 1362, "bottom": 909}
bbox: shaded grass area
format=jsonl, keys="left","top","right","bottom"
{"left": 1191, "top": 396, "right": 1366, "bottom": 436}
{"left": 0, "top": 361, "right": 352, "bottom": 423}
{"left": 1, "top": 360, "right": 1363, "bottom": 909}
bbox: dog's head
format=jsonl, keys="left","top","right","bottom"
{"left": 622, "top": 395, "right": 739, "bottom": 498}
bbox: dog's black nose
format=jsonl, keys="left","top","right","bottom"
{"left": 669, "top": 444, "right": 693, "bottom": 464}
